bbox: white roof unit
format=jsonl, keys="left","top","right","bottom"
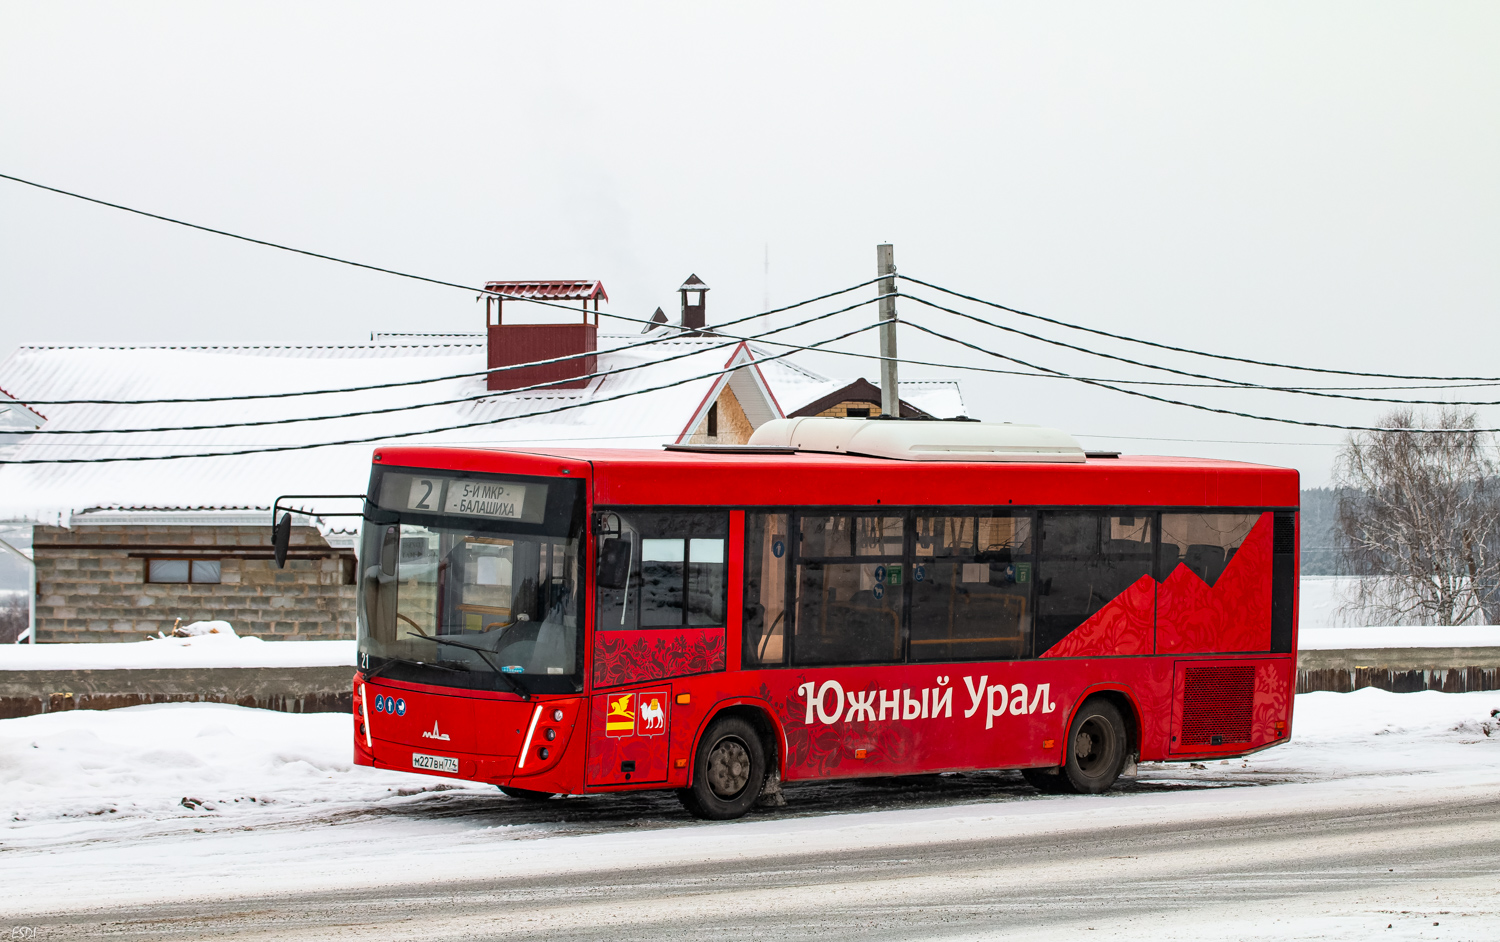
{"left": 748, "top": 417, "right": 1087, "bottom": 463}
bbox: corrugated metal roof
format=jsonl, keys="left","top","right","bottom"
{"left": 482, "top": 280, "right": 608, "bottom": 302}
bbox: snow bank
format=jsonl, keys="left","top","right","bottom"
{"left": 1300, "top": 625, "right": 1500, "bottom": 649}
{"left": 0, "top": 703, "right": 471, "bottom": 845}
{"left": 1167, "top": 687, "right": 1500, "bottom": 781}
{"left": 0, "top": 636, "right": 356, "bottom": 670}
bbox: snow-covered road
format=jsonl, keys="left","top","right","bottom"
{"left": 4, "top": 690, "right": 1500, "bottom": 940}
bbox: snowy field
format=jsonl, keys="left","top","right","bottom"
{"left": 3, "top": 689, "right": 1500, "bottom": 939}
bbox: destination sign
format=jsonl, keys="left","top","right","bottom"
{"left": 378, "top": 471, "right": 549, "bottom": 525}
{"left": 444, "top": 479, "right": 530, "bottom": 520}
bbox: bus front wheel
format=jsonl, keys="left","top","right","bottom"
{"left": 1062, "top": 699, "right": 1127, "bottom": 794}
{"left": 678, "top": 715, "right": 766, "bottom": 820}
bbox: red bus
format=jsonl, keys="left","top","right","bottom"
{"left": 352, "top": 419, "right": 1298, "bottom": 819}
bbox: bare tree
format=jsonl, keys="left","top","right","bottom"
{"left": 0, "top": 592, "right": 27, "bottom": 644}
{"left": 1335, "top": 407, "right": 1500, "bottom": 626}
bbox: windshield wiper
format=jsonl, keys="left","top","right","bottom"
{"left": 423, "top": 635, "right": 532, "bottom": 700}
{"left": 362, "top": 655, "right": 471, "bottom": 683}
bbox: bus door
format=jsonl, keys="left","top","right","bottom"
{"left": 586, "top": 687, "right": 672, "bottom": 786}
{"left": 586, "top": 509, "right": 730, "bottom": 787}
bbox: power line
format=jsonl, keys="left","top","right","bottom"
{"left": 0, "top": 294, "right": 885, "bottom": 437}
{"left": 18, "top": 299, "right": 1500, "bottom": 439}
{"left": 8, "top": 277, "right": 886, "bottom": 406}
{"left": 1073, "top": 433, "right": 1343, "bottom": 447}
{"left": 904, "top": 318, "right": 1500, "bottom": 434}
{"left": 898, "top": 292, "right": 1500, "bottom": 407}
{"left": 0, "top": 321, "right": 883, "bottom": 463}
{"left": 9, "top": 168, "right": 1494, "bottom": 400}
{"left": 3, "top": 170, "right": 908, "bottom": 370}
{"left": 900, "top": 274, "right": 1500, "bottom": 383}
{"left": 10, "top": 170, "right": 1498, "bottom": 435}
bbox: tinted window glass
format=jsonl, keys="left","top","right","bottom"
{"left": 595, "top": 511, "right": 728, "bottom": 630}
{"left": 1159, "top": 513, "right": 1259, "bottom": 587}
{"left": 793, "top": 513, "right": 906, "bottom": 665}
{"left": 910, "top": 513, "right": 1033, "bottom": 661}
{"left": 795, "top": 562, "right": 904, "bottom": 664}
{"left": 743, "top": 513, "right": 790, "bottom": 667}
{"left": 1036, "top": 512, "right": 1154, "bottom": 655}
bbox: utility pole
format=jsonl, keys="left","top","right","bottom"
{"left": 877, "top": 243, "right": 899, "bottom": 418}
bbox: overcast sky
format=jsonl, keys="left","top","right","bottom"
{"left": 2, "top": 2, "right": 1497, "bottom": 486}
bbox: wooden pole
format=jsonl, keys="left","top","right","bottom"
{"left": 877, "top": 243, "right": 898, "bottom": 417}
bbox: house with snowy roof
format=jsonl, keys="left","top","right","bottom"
{"left": 0, "top": 276, "right": 965, "bottom": 644}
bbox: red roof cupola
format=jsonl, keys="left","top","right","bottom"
{"left": 481, "top": 280, "right": 608, "bottom": 393}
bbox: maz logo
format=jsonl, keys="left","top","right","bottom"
{"left": 421, "top": 722, "right": 450, "bottom": 742}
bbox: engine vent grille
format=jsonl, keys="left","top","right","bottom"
{"left": 1273, "top": 514, "right": 1296, "bottom": 554}
{"left": 1180, "top": 665, "right": 1255, "bottom": 746}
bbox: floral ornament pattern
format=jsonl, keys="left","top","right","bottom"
{"left": 592, "top": 627, "right": 726, "bottom": 688}
{"left": 762, "top": 675, "right": 921, "bottom": 780}
{"left": 1040, "top": 575, "right": 1156, "bottom": 658}
{"left": 1157, "top": 512, "right": 1274, "bottom": 655}
{"left": 1040, "top": 512, "right": 1276, "bottom": 659}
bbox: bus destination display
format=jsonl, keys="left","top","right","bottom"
{"left": 378, "top": 471, "right": 547, "bottom": 524}
{"left": 444, "top": 479, "right": 529, "bottom": 520}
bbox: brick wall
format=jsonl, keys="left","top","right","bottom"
{"left": 32, "top": 524, "right": 356, "bottom": 643}
{"left": 815, "top": 399, "right": 882, "bottom": 418}
{"left": 688, "top": 385, "right": 755, "bottom": 444}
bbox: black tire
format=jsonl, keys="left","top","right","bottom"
{"left": 677, "top": 716, "right": 766, "bottom": 820}
{"left": 1021, "top": 767, "right": 1071, "bottom": 794}
{"left": 498, "top": 785, "right": 557, "bottom": 801}
{"left": 1062, "top": 699, "right": 1127, "bottom": 794}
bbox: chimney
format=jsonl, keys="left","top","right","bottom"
{"left": 679, "top": 274, "right": 709, "bottom": 335}
{"left": 482, "top": 280, "right": 607, "bottom": 392}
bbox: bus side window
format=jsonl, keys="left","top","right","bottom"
{"left": 1035, "top": 511, "right": 1154, "bottom": 655}
{"left": 743, "top": 512, "right": 789, "bottom": 667}
{"left": 595, "top": 510, "right": 728, "bottom": 630}
{"left": 909, "top": 512, "right": 1033, "bottom": 662}
{"left": 1158, "top": 513, "right": 1259, "bottom": 587}
{"left": 793, "top": 514, "right": 906, "bottom": 666}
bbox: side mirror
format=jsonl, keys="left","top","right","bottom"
{"left": 596, "top": 538, "right": 632, "bottom": 589}
{"left": 272, "top": 512, "right": 292, "bottom": 568}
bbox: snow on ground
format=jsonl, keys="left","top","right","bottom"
{"left": 3, "top": 690, "right": 1500, "bottom": 925}
{"left": 1299, "top": 575, "right": 1351, "bottom": 631}
{"left": 0, "top": 703, "right": 466, "bottom": 847}
{"left": 2, "top": 689, "right": 1498, "bottom": 848}
{"left": 0, "top": 634, "right": 355, "bottom": 669}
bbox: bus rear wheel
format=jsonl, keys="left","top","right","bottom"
{"left": 677, "top": 716, "right": 766, "bottom": 820}
{"left": 498, "top": 785, "right": 557, "bottom": 801}
{"left": 1062, "top": 699, "right": 1127, "bottom": 794}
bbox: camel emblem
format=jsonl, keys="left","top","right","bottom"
{"left": 638, "top": 696, "right": 665, "bottom": 734}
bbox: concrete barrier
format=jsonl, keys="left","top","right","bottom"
{"left": 1297, "top": 647, "right": 1500, "bottom": 693}
{"left": 0, "top": 666, "right": 353, "bottom": 719}
{"left": 3, "top": 651, "right": 1497, "bottom": 721}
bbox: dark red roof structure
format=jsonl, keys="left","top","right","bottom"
{"left": 787, "top": 377, "right": 933, "bottom": 419}
{"left": 482, "top": 280, "right": 609, "bottom": 303}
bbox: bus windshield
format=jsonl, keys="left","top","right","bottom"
{"left": 357, "top": 467, "right": 587, "bottom": 695}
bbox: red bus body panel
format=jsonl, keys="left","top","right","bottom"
{"left": 353, "top": 446, "right": 1299, "bottom": 791}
